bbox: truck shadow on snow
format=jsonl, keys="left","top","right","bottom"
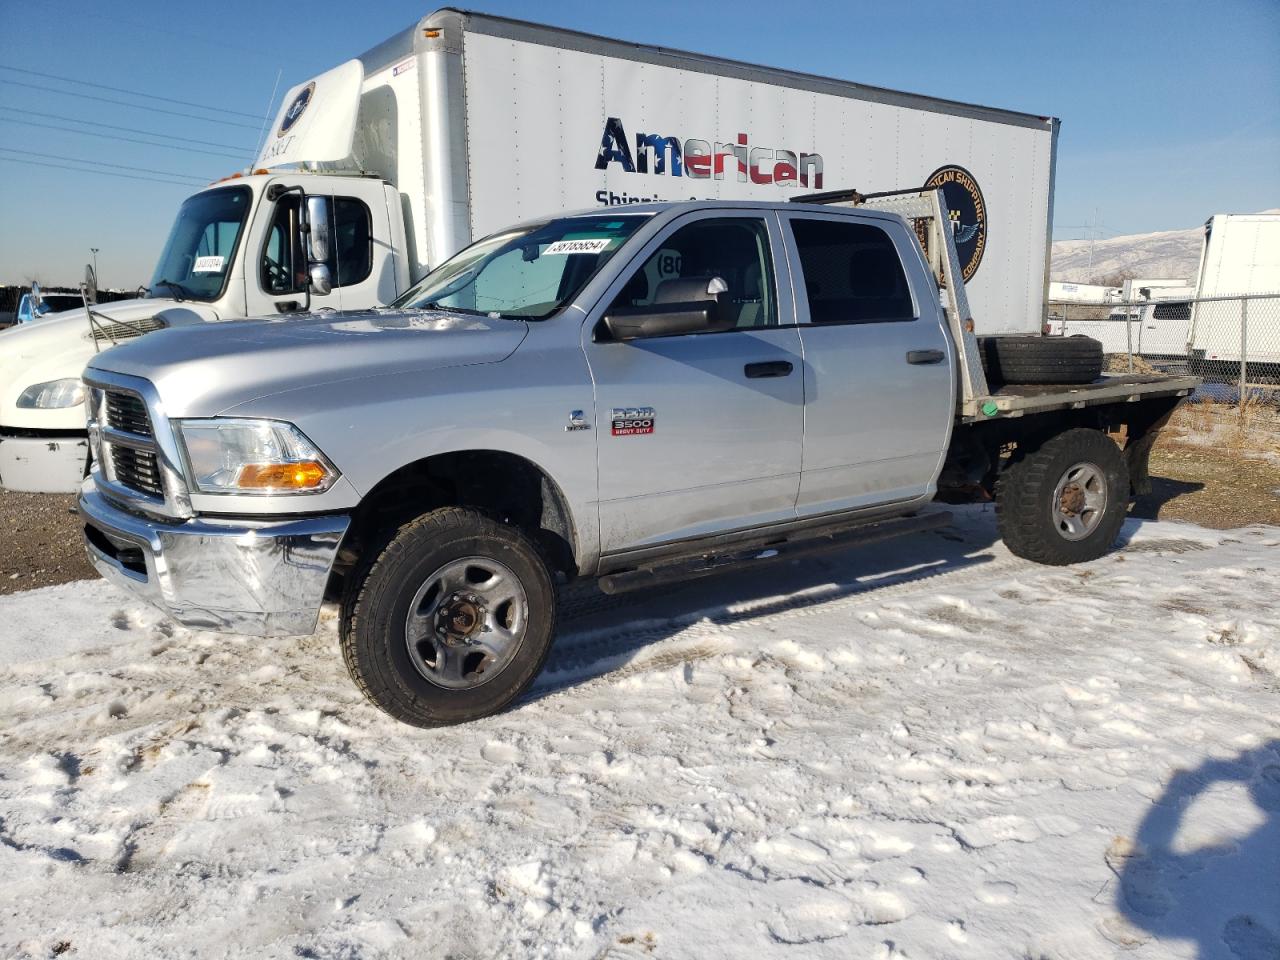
{"left": 1115, "top": 740, "right": 1280, "bottom": 959}
{"left": 532, "top": 505, "right": 1001, "bottom": 697}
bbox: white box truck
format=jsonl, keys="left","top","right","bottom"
{"left": 0, "top": 8, "right": 1059, "bottom": 492}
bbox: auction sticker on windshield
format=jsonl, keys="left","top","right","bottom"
{"left": 192, "top": 256, "right": 226, "bottom": 273}
{"left": 543, "top": 238, "right": 613, "bottom": 255}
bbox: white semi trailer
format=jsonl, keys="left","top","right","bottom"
{"left": 0, "top": 8, "right": 1058, "bottom": 492}
{"left": 1187, "top": 213, "right": 1280, "bottom": 371}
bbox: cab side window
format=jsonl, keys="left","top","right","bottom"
{"left": 610, "top": 217, "right": 776, "bottom": 329}
{"left": 260, "top": 195, "right": 373, "bottom": 294}
{"left": 789, "top": 218, "right": 915, "bottom": 324}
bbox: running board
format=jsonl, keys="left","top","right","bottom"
{"left": 597, "top": 511, "right": 954, "bottom": 595}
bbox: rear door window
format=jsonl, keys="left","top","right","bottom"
{"left": 789, "top": 218, "right": 915, "bottom": 324}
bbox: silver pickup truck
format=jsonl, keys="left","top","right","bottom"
{"left": 77, "top": 193, "right": 1198, "bottom": 727}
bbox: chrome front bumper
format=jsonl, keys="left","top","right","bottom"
{"left": 78, "top": 483, "right": 350, "bottom": 637}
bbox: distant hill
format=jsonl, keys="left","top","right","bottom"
{"left": 1051, "top": 209, "right": 1280, "bottom": 284}
{"left": 1051, "top": 226, "right": 1203, "bottom": 284}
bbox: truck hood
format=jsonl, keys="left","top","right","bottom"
{"left": 0, "top": 298, "right": 217, "bottom": 430}
{"left": 86, "top": 308, "right": 530, "bottom": 417}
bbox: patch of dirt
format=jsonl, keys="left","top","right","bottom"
{"left": 1131, "top": 443, "right": 1280, "bottom": 529}
{"left": 0, "top": 490, "right": 95, "bottom": 595}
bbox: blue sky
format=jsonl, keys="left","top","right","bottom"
{"left": 1, "top": 0, "right": 1276, "bottom": 286}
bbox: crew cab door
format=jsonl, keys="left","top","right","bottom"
{"left": 584, "top": 211, "right": 804, "bottom": 554}
{"left": 781, "top": 211, "right": 954, "bottom": 514}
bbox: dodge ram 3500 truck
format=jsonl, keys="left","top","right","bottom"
{"left": 77, "top": 192, "right": 1198, "bottom": 727}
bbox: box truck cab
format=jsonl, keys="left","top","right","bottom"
{"left": 1, "top": 8, "right": 1059, "bottom": 492}
{"left": 0, "top": 170, "right": 407, "bottom": 491}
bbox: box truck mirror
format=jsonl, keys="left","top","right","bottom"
{"left": 308, "top": 263, "right": 333, "bottom": 296}
{"left": 306, "top": 195, "right": 333, "bottom": 264}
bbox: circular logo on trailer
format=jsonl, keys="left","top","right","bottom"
{"left": 924, "top": 164, "right": 987, "bottom": 281}
{"left": 277, "top": 82, "right": 315, "bottom": 137}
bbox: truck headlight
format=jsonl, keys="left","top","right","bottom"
{"left": 17, "top": 378, "right": 85, "bottom": 408}
{"left": 175, "top": 418, "right": 339, "bottom": 494}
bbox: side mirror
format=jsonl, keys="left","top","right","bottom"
{"left": 600, "top": 275, "right": 733, "bottom": 341}
{"left": 309, "top": 263, "right": 333, "bottom": 297}
{"left": 601, "top": 302, "right": 733, "bottom": 341}
{"left": 305, "top": 195, "right": 332, "bottom": 264}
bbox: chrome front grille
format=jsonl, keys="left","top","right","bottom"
{"left": 86, "top": 374, "right": 191, "bottom": 519}
{"left": 105, "top": 390, "right": 153, "bottom": 437}
{"left": 109, "top": 444, "right": 164, "bottom": 497}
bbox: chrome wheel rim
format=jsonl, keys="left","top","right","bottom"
{"left": 404, "top": 557, "right": 528, "bottom": 690}
{"left": 1051, "top": 461, "right": 1108, "bottom": 541}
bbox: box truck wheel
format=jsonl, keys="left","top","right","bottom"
{"left": 341, "top": 507, "right": 556, "bottom": 727}
{"left": 979, "top": 335, "right": 1103, "bottom": 385}
{"left": 996, "top": 428, "right": 1129, "bottom": 565}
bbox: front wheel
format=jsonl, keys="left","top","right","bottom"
{"left": 341, "top": 507, "right": 556, "bottom": 727}
{"left": 996, "top": 428, "right": 1129, "bottom": 565}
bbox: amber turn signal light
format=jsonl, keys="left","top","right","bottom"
{"left": 236, "top": 461, "right": 329, "bottom": 491}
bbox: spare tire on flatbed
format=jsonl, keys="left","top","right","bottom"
{"left": 979, "top": 335, "right": 1103, "bottom": 386}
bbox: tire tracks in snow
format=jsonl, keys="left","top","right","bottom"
{"left": 537, "top": 551, "right": 1039, "bottom": 697}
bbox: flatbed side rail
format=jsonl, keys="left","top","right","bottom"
{"left": 962, "top": 374, "right": 1200, "bottom": 423}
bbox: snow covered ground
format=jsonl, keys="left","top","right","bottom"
{"left": 1, "top": 506, "right": 1277, "bottom": 960}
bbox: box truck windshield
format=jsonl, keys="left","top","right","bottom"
{"left": 149, "top": 186, "right": 252, "bottom": 301}
{"left": 392, "top": 215, "right": 647, "bottom": 320}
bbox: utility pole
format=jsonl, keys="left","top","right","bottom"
{"left": 1085, "top": 208, "right": 1098, "bottom": 280}
{"left": 90, "top": 247, "right": 99, "bottom": 279}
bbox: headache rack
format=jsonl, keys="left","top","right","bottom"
{"left": 792, "top": 186, "right": 1199, "bottom": 421}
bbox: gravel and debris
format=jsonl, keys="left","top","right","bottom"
{"left": 0, "top": 491, "right": 94, "bottom": 594}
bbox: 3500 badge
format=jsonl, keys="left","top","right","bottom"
{"left": 611, "top": 407, "right": 655, "bottom": 436}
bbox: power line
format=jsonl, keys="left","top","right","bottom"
{"left": 0, "top": 64, "right": 262, "bottom": 120}
{"left": 73, "top": 9, "right": 314, "bottom": 67}
{"left": 0, "top": 116, "right": 249, "bottom": 161}
{"left": 0, "top": 106, "right": 250, "bottom": 151}
{"left": 0, "top": 156, "right": 203, "bottom": 188}
{"left": 0, "top": 146, "right": 208, "bottom": 182}
{"left": 0, "top": 78, "right": 261, "bottom": 130}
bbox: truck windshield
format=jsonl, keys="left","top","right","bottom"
{"left": 392, "top": 215, "right": 649, "bottom": 320}
{"left": 149, "top": 186, "right": 252, "bottom": 301}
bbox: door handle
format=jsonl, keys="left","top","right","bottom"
{"left": 906, "top": 349, "right": 946, "bottom": 365}
{"left": 744, "top": 360, "right": 794, "bottom": 379}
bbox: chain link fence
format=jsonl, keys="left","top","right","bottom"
{"left": 1048, "top": 293, "right": 1280, "bottom": 409}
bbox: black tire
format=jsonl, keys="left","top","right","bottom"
{"left": 980, "top": 335, "right": 1103, "bottom": 385}
{"left": 341, "top": 507, "right": 556, "bottom": 727}
{"left": 996, "top": 428, "right": 1129, "bottom": 565}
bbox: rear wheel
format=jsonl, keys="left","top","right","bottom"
{"left": 980, "top": 335, "right": 1103, "bottom": 385}
{"left": 342, "top": 507, "right": 556, "bottom": 727}
{"left": 996, "top": 428, "right": 1129, "bottom": 565}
